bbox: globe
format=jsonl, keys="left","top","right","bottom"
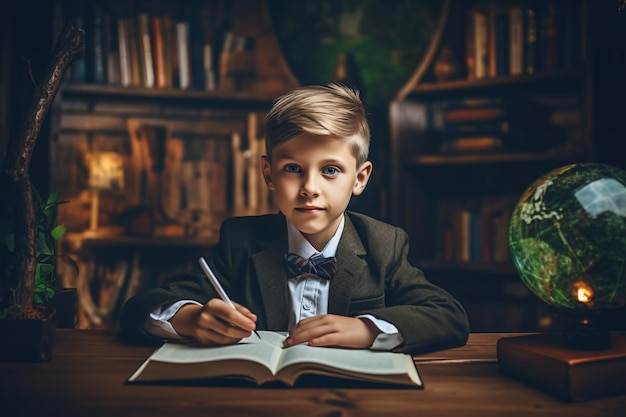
{"left": 508, "top": 163, "right": 626, "bottom": 315}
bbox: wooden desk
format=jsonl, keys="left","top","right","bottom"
{"left": 1, "top": 330, "right": 624, "bottom": 416}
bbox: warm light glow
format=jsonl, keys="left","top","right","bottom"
{"left": 87, "top": 152, "right": 125, "bottom": 190}
{"left": 575, "top": 283, "right": 593, "bottom": 303}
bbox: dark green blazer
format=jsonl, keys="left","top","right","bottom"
{"left": 119, "top": 211, "right": 469, "bottom": 354}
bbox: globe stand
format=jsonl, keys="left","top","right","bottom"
{"left": 560, "top": 310, "right": 612, "bottom": 351}
{"left": 562, "top": 318, "right": 612, "bottom": 351}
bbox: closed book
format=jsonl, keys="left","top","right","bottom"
{"left": 445, "top": 107, "right": 504, "bottom": 123}
{"left": 440, "top": 120, "right": 510, "bottom": 137}
{"left": 497, "top": 333, "right": 626, "bottom": 402}
{"left": 440, "top": 136, "right": 502, "bottom": 154}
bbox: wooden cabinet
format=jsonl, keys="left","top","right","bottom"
{"left": 49, "top": 0, "right": 298, "bottom": 327}
{"left": 389, "top": 0, "right": 598, "bottom": 331}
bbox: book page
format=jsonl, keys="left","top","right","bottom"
{"left": 276, "top": 344, "right": 422, "bottom": 386}
{"left": 131, "top": 331, "right": 287, "bottom": 377}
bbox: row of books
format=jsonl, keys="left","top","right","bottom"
{"left": 66, "top": 3, "right": 245, "bottom": 91}
{"left": 438, "top": 197, "right": 515, "bottom": 265}
{"left": 429, "top": 96, "right": 579, "bottom": 154}
{"left": 466, "top": 0, "right": 583, "bottom": 80}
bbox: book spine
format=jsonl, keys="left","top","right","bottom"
{"left": 524, "top": 3, "right": 538, "bottom": 75}
{"left": 138, "top": 13, "right": 155, "bottom": 88}
{"left": 544, "top": 0, "right": 560, "bottom": 73}
{"left": 104, "top": 12, "right": 120, "bottom": 85}
{"left": 459, "top": 209, "right": 471, "bottom": 262}
{"left": 473, "top": 8, "right": 489, "bottom": 80}
{"left": 204, "top": 44, "right": 216, "bottom": 91}
{"left": 189, "top": 16, "right": 206, "bottom": 90}
{"left": 176, "top": 21, "right": 191, "bottom": 90}
{"left": 509, "top": 5, "right": 524, "bottom": 76}
{"left": 465, "top": 7, "right": 476, "bottom": 81}
{"left": 117, "top": 18, "right": 132, "bottom": 87}
{"left": 487, "top": 4, "right": 497, "bottom": 78}
{"left": 151, "top": 16, "right": 166, "bottom": 88}
{"left": 90, "top": 4, "right": 107, "bottom": 84}
{"left": 72, "top": 14, "right": 88, "bottom": 82}
{"left": 495, "top": 10, "right": 509, "bottom": 76}
{"left": 127, "top": 18, "right": 142, "bottom": 87}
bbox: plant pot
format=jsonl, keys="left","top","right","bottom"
{"left": 0, "top": 308, "right": 56, "bottom": 362}
{"left": 51, "top": 287, "right": 77, "bottom": 328}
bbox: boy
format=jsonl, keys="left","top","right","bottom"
{"left": 119, "top": 84, "right": 469, "bottom": 354}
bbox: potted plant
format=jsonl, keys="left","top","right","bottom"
{"left": 0, "top": 24, "right": 84, "bottom": 361}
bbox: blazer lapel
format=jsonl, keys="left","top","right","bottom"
{"left": 328, "top": 216, "right": 368, "bottom": 316}
{"left": 251, "top": 220, "right": 290, "bottom": 330}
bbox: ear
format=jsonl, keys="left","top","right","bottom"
{"left": 261, "top": 155, "right": 275, "bottom": 190}
{"left": 352, "top": 161, "right": 373, "bottom": 196}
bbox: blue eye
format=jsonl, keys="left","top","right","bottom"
{"left": 322, "top": 166, "right": 340, "bottom": 176}
{"left": 284, "top": 164, "right": 301, "bottom": 173}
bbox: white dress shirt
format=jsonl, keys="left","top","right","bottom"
{"left": 145, "top": 214, "right": 404, "bottom": 350}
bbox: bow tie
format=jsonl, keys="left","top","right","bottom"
{"left": 285, "top": 253, "right": 337, "bottom": 281}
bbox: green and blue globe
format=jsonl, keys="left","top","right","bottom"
{"left": 508, "top": 163, "right": 626, "bottom": 313}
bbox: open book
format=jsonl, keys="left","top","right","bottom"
{"left": 128, "top": 331, "right": 423, "bottom": 388}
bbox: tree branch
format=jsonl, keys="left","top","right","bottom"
{"left": 2, "top": 23, "right": 85, "bottom": 311}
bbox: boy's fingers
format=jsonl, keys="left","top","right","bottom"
{"left": 205, "top": 299, "right": 256, "bottom": 332}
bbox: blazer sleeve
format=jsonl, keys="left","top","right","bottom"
{"left": 359, "top": 226, "right": 470, "bottom": 354}
{"left": 118, "top": 268, "right": 219, "bottom": 346}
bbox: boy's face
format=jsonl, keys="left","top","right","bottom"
{"left": 261, "top": 134, "right": 372, "bottom": 250}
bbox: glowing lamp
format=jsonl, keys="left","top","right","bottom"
{"left": 86, "top": 151, "right": 124, "bottom": 234}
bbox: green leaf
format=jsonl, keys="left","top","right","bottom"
{"left": 46, "top": 190, "right": 60, "bottom": 207}
{"left": 37, "top": 231, "right": 54, "bottom": 256}
{"left": 51, "top": 224, "right": 67, "bottom": 241}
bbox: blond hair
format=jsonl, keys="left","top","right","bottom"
{"left": 264, "top": 84, "right": 370, "bottom": 166}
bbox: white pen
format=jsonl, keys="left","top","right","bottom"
{"left": 198, "top": 257, "right": 261, "bottom": 339}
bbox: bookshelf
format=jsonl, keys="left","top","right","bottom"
{"left": 53, "top": 0, "right": 298, "bottom": 234}
{"left": 389, "top": 0, "right": 598, "bottom": 331}
{"left": 48, "top": 0, "right": 299, "bottom": 327}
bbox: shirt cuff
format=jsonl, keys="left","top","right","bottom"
{"left": 144, "top": 300, "right": 202, "bottom": 340}
{"left": 357, "top": 314, "right": 405, "bottom": 351}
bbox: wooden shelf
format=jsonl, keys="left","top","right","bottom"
{"left": 61, "top": 83, "right": 283, "bottom": 104}
{"left": 406, "top": 71, "right": 585, "bottom": 97}
{"left": 406, "top": 147, "right": 584, "bottom": 167}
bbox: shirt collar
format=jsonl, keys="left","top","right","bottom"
{"left": 286, "top": 214, "right": 345, "bottom": 259}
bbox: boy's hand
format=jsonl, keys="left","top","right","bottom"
{"left": 170, "top": 299, "right": 258, "bottom": 346}
{"left": 283, "top": 314, "right": 381, "bottom": 349}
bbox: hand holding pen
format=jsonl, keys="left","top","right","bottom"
{"left": 198, "top": 257, "right": 261, "bottom": 339}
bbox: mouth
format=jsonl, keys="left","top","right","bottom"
{"left": 295, "top": 206, "right": 324, "bottom": 214}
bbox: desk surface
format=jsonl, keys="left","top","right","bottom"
{"left": 1, "top": 330, "right": 624, "bottom": 417}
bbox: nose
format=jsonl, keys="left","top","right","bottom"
{"left": 300, "top": 172, "right": 320, "bottom": 197}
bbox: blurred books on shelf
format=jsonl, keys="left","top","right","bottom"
{"left": 465, "top": 0, "right": 584, "bottom": 80}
